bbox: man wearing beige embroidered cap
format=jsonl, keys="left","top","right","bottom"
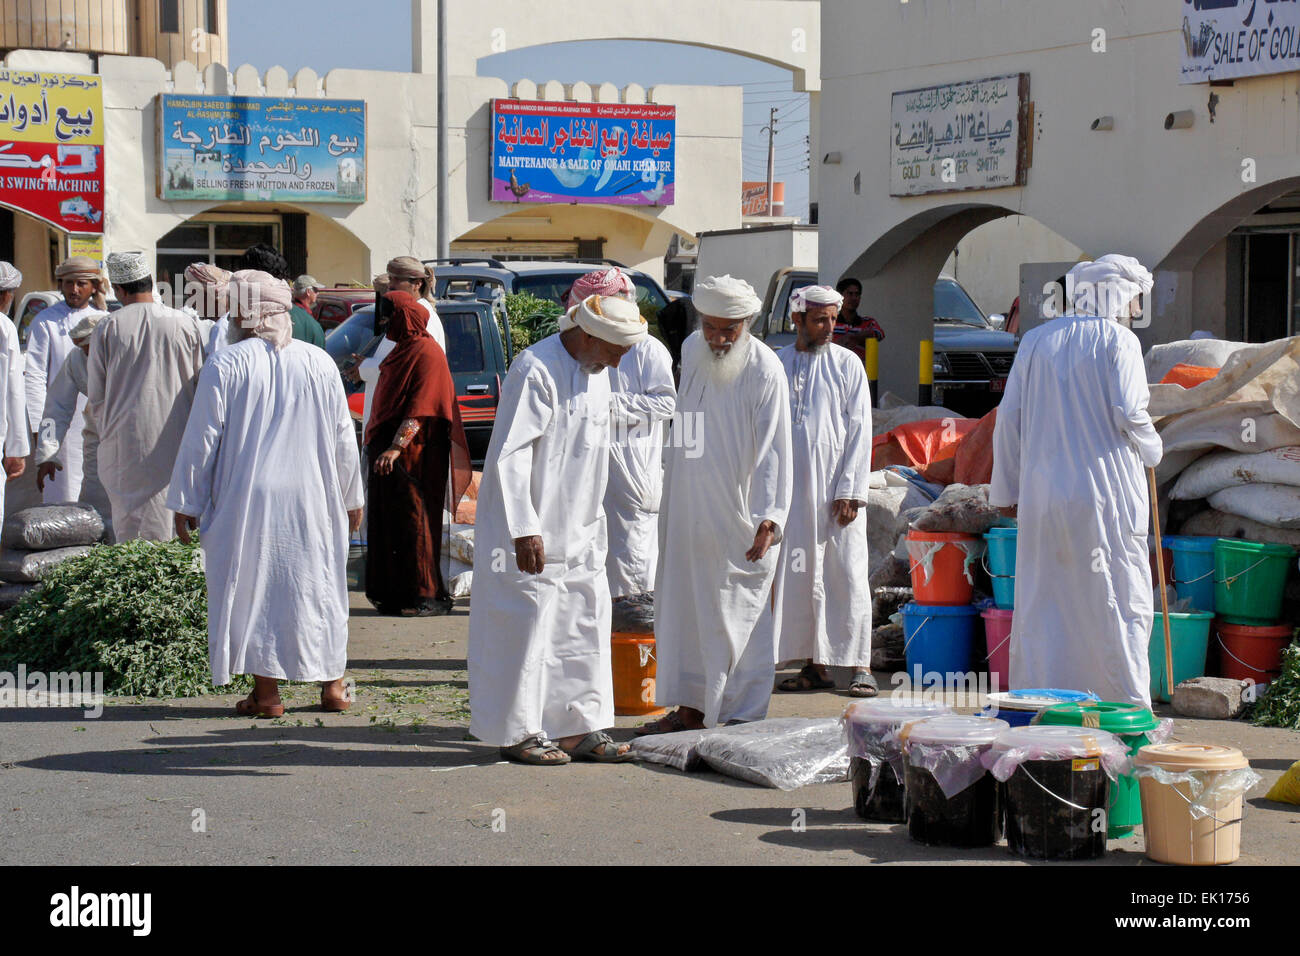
{"left": 468, "top": 293, "right": 646, "bottom": 765}
{"left": 290, "top": 275, "right": 327, "bottom": 348}
{"left": 88, "top": 251, "right": 205, "bottom": 542}
{"left": 640, "top": 274, "right": 793, "bottom": 735}
{"left": 0, "top": 261, "right": 30, "bottom": 525}
{"left": 24, "top": 255, "right": 103, "bottom": 504}
{"left": 35, "top": 310, "right": 114, "bottom": 536}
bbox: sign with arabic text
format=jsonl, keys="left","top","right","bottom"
{"left": 890, "top": 73, "right": 1030, "bottom": 197}
{"left": 1180, "top": 0, "right": 1300, "bottom": 83}
{"left": 0, "top": 69, "right": 104, "bottom": 234}
{"left": 490, "top": 98, "right": 675, "bottom": 206}
{"left": 158, "top": 94, "right": 366, "bottom": 203}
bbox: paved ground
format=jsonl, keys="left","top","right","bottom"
{"left": 1, "top": 588, "right": 1298, "bottom": 866}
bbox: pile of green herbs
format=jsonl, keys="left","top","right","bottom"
{"left": 1251, "top": 638, "right": 1300, "bottom": 729}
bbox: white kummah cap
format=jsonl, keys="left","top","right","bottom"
{"left": 69, "top": 311, "right": 109, "bottom": 342}
{"left": 106, "top": 251, "right": 150, "bottom": 285}
{"left": 559, "top": 294, "right": 648, "bottom": 347}
{"left": 1067, "top": 253, "right": 1153, "bottom": 321}
{"left": 790, "top": 284, "right": 843, "bottom": 314}
{"left": 692, "top": 274, "right": 762, "bottom": 321}
{"left": 0, "top": 261, "right": 21, "bottom": 291}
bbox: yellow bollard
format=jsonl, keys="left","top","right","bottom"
{"left": 918, "top": 339, "right": 934, "bottom": 406}
{"left": 864, "top": 336, "right": 879, "bottom": 407}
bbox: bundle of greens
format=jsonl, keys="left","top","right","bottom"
{"left": 0, "top": 539, "right": 236, "bottom": 699}
{"left": 504, "top": 292, "right": 564, "bottom": 351}
{"left": 1251, "top": 639, "right": 1300, "bottom": 730}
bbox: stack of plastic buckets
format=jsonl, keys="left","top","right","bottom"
{"left": 981, "top": 526, "right": 1017, "bottom": 692}
{"left": 1211, "top": 539, "right": 1298, "bottom": 690}
{"left": 903, "top": 530, "right": 985, "bottom": 682}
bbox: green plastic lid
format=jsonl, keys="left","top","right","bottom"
{"left": 1034, "top": 700, "right": 1160, "bottom": 735}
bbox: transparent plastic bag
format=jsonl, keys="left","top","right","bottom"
{"left": 0, "top": 545, "right": 94, "bottom": 583}
{"left": 984, "top": 727, "right": 1131, "bottom": 783}
{"left": 905, "top": 741, "right": 998, "bottom": 799}
{"left": 1131, "top": 764, "right": 1264, "bottom": 820}
{"left": 2, "top": 505, "right": 104, "bottom": 550}
{"left": 448, "top": 528, "right": 475, "bottom": 566}
{"left": 450, "top": 570, "right": 472, "bottom": 598}
{"left": 628, "top": 728, "right": 712, "bottom": 772}
{"left": 841, "top": 700, "right": 953, "bottom": 789}
{"left": 694, "top": 718, "right": 849, "bottom": 790}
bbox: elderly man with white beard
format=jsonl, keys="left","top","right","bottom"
{"left": 766, "top": 285, "right": 876, "bottom": 698}
{"left": 639, "top": 275, "right": 793, "bottom": 734}
{"left": 468, "top": 293, "right": 648, "bottom": 765}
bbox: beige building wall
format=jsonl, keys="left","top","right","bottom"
{"left": 1, "top": 0, "right": 131, "bottom": 55}
{"left": 133, "top": 0, "right": 228, "bottom": 72}
{"left": 941, "top": 216, "right": 1085, "bottom": 318}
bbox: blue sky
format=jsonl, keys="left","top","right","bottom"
{"left": 226, "top": 0, "right": 810, "bottom": 219}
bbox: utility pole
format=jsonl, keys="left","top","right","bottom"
{"left": 436, "top": 0, "right": 449, "bottom": 258}
{"left": 761, "top": 107, "right": 777, "bottom": 216}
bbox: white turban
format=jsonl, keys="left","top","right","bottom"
{"left": 1068, "top": 254, "right": 1153, "bottom": 321}
{"left": 692, "top": 274, "right": 762, "bottom": 321}
{"left": 107, "top": 251, "right": 150, "bottom": 285}
{"left": 790, "top": 284, "right": 843, "bottom": 314}
{"left": 70, "top": 311, "right": 109, "bottom": 342}
{"left": 0, "top": 261, "right": 21, "bottom": 291}
{"left": 559, "top": 294, "right": 648, "bottom": 347}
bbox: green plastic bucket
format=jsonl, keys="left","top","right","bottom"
{"left": 1148, "top": 611, "right": 1214, "bottom": 703}
{"left": 1214, "top": 539, "right": 1297, "bottom": 625}
{"left": 1035, "top": 700, "right": 1161, "bottom": 838}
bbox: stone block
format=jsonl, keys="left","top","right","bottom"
{"left": 1172, "top": 676, "right": 1253, "bottom": 720}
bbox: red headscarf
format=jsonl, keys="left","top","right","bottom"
{"left": 366, "top": 291, "right": 472, "bottom": 508}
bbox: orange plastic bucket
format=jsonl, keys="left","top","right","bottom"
{"left": 907, "top": 530, "right": 980, "bottom": 605}
{"left": 1214, "top": 620, "right": 1295, "bottom": 685}
{"left": 611, "top": 632, "right": 665, "bottom": 717}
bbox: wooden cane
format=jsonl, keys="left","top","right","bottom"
{"left": 1149, "top": 467, "right": 1174, "bottom": 703}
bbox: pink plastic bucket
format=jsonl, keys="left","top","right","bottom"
{"left": 981, "top": 608, "right": 1014, "bottom": 693}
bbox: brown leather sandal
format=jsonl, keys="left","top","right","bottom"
{"left": 320, "top": 693, "right": 351, "bottom": 712}
{"left": 235, "top": 693, "right": 285, "bottom": 718}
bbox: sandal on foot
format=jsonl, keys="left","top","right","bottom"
{"left": 634, "top": 709, "right": 703, "bottom": 737}
{"left": 778, "top": 663, "right": 834, "bottom": 692}
{"left": 564, "top": 730, "right": 634, "bottom": 763}
{"left": 848, "top": 671, "right": 879, "bottom": 698}
{"left": 499, "top": 734, "right": 570, "bottom": 766}
{"left": 235, "top": 693, "right": 284, "bottom": 718}
{"left": 321, "top": 693, "right": 351, "bottom": 712}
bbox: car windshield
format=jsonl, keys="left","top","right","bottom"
{"left": 513, "top": 272, "right": 668, "bottom": 315}
{"left": 325, "top": 307, "right": 376, "bottom": 364}
{"left": 934, "top": 278, "right": 989, "bottom": 328}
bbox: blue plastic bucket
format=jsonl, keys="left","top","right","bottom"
{"left": 902, "top": 602, "right": 981, "bottom": 676}
{"left": 1165, "top": 535, "right": 1217, "bottom": 613}
{"left": 984, "top": 526, "right": 1018, "bottom": 609}
{"left": 980, "top": 688, "right": 1100, "bottom": 726}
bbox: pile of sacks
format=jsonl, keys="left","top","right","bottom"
{"left": 0, "top": 505, "right": 106, "bottom": 608}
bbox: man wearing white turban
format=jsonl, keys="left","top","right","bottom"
{"left": 88, "top": 252, "right": 206, "bottom": 541}
{"left": 0, "top": 262, "right": 30, "bottom": 524}
{"left": 469, "top": 294, "right": 647, "bottom": 764}
{"left": 763, "top": 286, "right": 876, "bottom": 697}
{"left": 565, "top": 270, "right": 677, "bottom": 598}
{"left": 991, "top": 252, "right": 1163, "bottom": 706}
{"left": 640, "top": 275, "right": 793, "bottom": 733}
{"left": 35, "top": 311, "right": 113, "bottom": 535}
{"left": 25, "top": 255, "right": 102, "bottom": 504}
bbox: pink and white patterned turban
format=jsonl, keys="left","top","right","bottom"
{"left": 566, "top": 267, "right": 636, "bottom": 308}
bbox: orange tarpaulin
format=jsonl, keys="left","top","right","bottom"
{"left": 871, "top": 417, "right": 978, "bottom": 471}
{"left": 1159, "top": 363, "right": 1220, "bottom": 388}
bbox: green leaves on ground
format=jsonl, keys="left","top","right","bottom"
{"left": 1251, "top": 639, "right": 1300, "bottom": 729}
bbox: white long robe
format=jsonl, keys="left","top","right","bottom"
{"left": 766, "top": 343, "right": 874, "bottom": 667}
{"left": 990, "top": 315, "right": 1163, "bottom": 706}
{"left": 605, "top": 336, "right": 676, "bottom": 598}
{"left": 468, "top": 334, "right": 614, "bottom": 747}
{"left": 0, "top": 312, "right": 31, "bottom": 522}
{"left": 24, "top": 301, "right": 93, "bottom": 503}
{"left": 35, "top": 349, "right": 113, "bottom": 533}
{"left": 654, "top": 332, "right": 793, "bottom": 726}
{"left": 359, "top": 304, "right": 445, "bottom": 432}
{"left": 87, "top": 302, "right": 206, "bottom": 542}
{"left": 166, "top": 339, "right": 364, "bottom": 685}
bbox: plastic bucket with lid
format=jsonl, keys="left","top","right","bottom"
{"left": 902, "top": 602, "right": 981, "bottom": 676}
{"left": 611, "top": 633, "right": 665, "bottom": 717}
{"left": 980, "top": 608, "right": 1013, "bottom": 693}
{"left": 1214, "top": 539, "right": 1297, "bottom": 625}
{"left": 1214, "top": 620, "right": 1295, "bottom": 685}
{"left": 987, "top": 725, "right": 1129, "bottom": 861}
{"left": 983, "top": 526, "right": 1017, "bottom": 609}
{"left": 902, "top": 715, "right": 1009, "bottom": 848}
{"left": 981, "top": 688, "right": 1099, "bottom": 727}
{"left": 906, "top": 530, "right": 984, "bottom": 605}
{"left": 1148, "top": 611, "right": 1214, "bottom": 703}
{"left": 1165, "top": 535, "right": 1218, "bottom": 613}
{"left": 842, "top": 698, "right": 952, "bottom": 822}
{"left": 1134, "top": 743, "right": 1258, "bottom": 865}
{"left": 1035, "top": 701, "right": 1164, "bottom": 838}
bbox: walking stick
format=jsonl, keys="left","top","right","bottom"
{"left": 1149, "top": 467, "right": 1175, "bottom": 703}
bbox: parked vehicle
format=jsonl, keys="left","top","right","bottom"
{"left": 324, "top": 294, "right": 512, "bottom": 463}
{"left": 15, "top": 291, "right": 123, "bottom": 348}
{"left": 429, "top": 257, "right": 673, "bottom": 320}
{"left": 312, "top": 287, "right": 375, "bottom": 333}
{"left": 754, "top": 269, "right": 1017, "bottom": 416}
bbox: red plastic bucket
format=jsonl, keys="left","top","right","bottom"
{"left": 1214, "top": 620, "right": 1295, "bottom": 685}
{"left": 981, "top": 608, "right": 1013, "bottom": 693}
{"left": 907, "top": 530, "right": 980, "bottom": 606}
